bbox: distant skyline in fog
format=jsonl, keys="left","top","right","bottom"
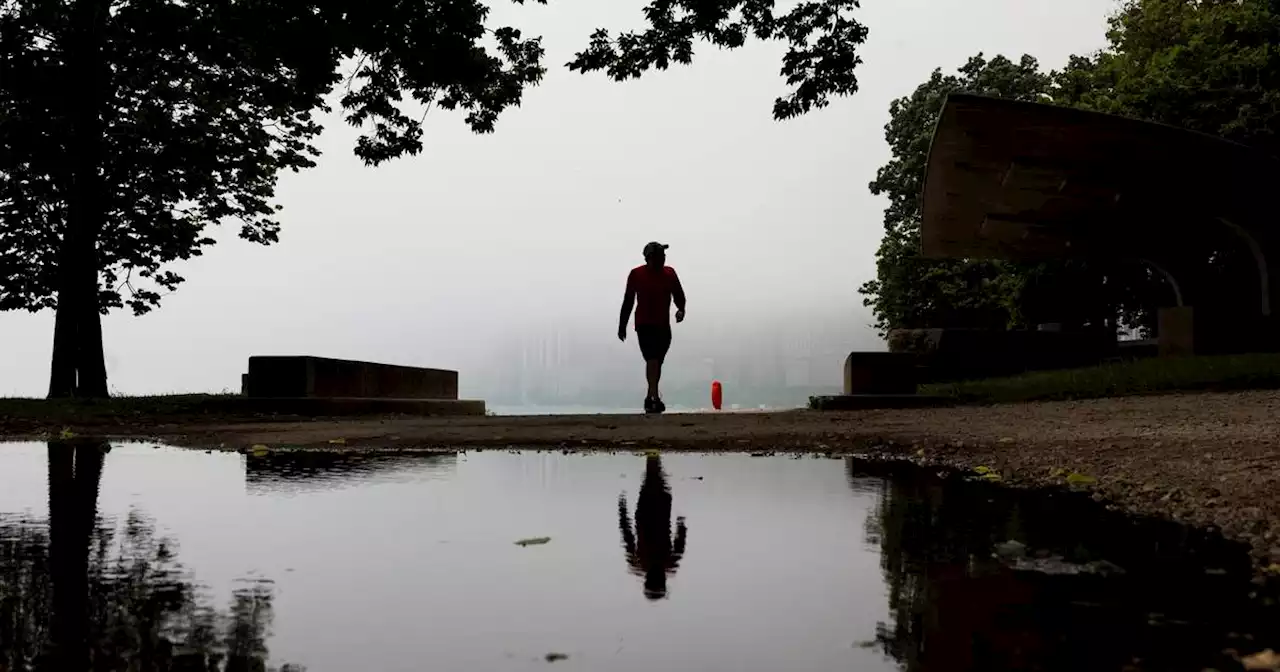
{"left": 0, "top": 0, "right": 1120, "bottom": 398}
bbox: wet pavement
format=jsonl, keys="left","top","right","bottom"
{"left": 0, "top": 441, "right": 1274, "bottom": 671}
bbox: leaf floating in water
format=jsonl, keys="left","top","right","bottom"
{"left": 1066, "top": 472, "right": 1097, "bottom": 486}
{"left": 329, "top": 438, "right": 347, "bottom": 445}
{"left": 250, "top": 444, "right": 270, "bottom": 457}
{"left": 545, "top": 652, "right": 569, "bottom": 662}
{"left": 58, "top": 427, "right": 76, "bottom": 440}
{"left": 972, "top": 465, "right": 1002, "bottom": 482}
{"left": 993, "top": 540, "right": 1028, "bottom": 559}
{"left": 515, "top": 537, "right": 551, "bottom": 547}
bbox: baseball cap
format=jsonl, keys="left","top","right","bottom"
{"left": 643, "top": 241, "right": 669, "bottom": 257}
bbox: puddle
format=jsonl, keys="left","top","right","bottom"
{"left": 0, "top": 441, "right": 1274, "bottom": 671}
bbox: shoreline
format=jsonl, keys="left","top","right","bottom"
{"left": 6, "top": 389, "right": 1280, "bottom": 577}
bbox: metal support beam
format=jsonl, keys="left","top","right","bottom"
{"left": 1218, "top": 217, "right": 1271, "bottom": 316}
{"left": 1138, "top": 258, "right": 1184, "bottom": 307}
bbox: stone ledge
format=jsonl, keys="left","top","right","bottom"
{"left": 809, "top": 394, "right": 953, "bottom": 411}
{"left": 246, "top": 356, "right": 459, "bottom": 400}
{"left": 209, "top": 397, "right": 485, "bottom": 417}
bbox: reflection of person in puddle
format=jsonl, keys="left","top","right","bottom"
{"left": 618, "top": 454, "right": 688, "bottom": 600}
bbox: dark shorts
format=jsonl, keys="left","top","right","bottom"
{"left": 636, "top": 324, "right": 672, "bottom": 362}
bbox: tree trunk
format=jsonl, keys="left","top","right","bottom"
{"left": 47, "top": 0, "right": 109, "bottom": 399}
{"left": 47, "top": 285, "right": 78, "bottom": 398}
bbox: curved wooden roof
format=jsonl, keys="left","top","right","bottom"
{"left": 920, "top": 94, "right": 1280, "bottom": 262}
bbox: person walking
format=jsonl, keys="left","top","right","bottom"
{"left": 618, "top": 242, "right": 686, "bottom": 414}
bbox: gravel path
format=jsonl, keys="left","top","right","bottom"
{"left": 6, "top": 389, "right": 1280, "bottom": 573}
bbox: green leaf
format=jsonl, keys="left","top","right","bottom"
{"left": 1066, "top": 472, "right": 1097, "bottom": 486}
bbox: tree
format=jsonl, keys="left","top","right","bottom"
{"left": 0, "top": 0, "right": 868, "bottom": 399}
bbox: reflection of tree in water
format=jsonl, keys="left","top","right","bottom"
{"left": 861, "top": 460, "right": 1035, "bottom": 672}
{"left": 618, "top": 455, "right": 688, "bottom": 600}
{"left": 0, "top": 440, "right": 297, "bottom": 672}
{"left": 853, "top": 458, "right": 1276, "bottom": 672}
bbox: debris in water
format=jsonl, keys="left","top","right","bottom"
{"left": 1242, "top": 649, "right": 1280, "bottom": 670}
{"left": 993, "top": 540, "right": 1027, "bottom": 559}
{"left": 250, "top": 444, "right": 269, "bottom": 456}
{"left": 515, "top": 537, "right": 551, "bottom": 547}
{"left": 854, "top": 640, "right": 877, "bottom": 649}
{"left": 1008, "top": 555, "right": 1126, "bottom": 576}
{"left": 991, "top": 540, "right": 1124, "bottom": 575}
{"left": 329, "top": 438, "right": 346, "bottom": 445}
{"left": 58, "top": 427, "right": 76, "bottom": 440}
{"left": 545, "top": 652, "right": 569, "bottom": 662}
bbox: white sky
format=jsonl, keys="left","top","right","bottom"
{"left": 0, "top": 0, "right": 1119, "bottom": 398}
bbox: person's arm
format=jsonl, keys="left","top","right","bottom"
{"left": 672, "top": 516, "right": 688, "bottom": 566}
{"left": 618, "top": 271, "right": 636, "bottom": 340}
{"left": 671, "top": 269, "right": 686, "bottom": 323}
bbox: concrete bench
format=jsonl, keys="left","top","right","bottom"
{"left": 843, "top": 352, "right": 920, "bottom": 395}
{"left": 808, "top": 352, "right": 950, "bottom": 411}
{"left": 245, "top": 356, "right": 459, "bottom": 400}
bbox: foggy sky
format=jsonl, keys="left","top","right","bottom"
{"left": 0, "top": 0, "right": 1118, "bottom": 398}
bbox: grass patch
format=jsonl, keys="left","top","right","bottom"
{"left": 0, "top": 394, "right": 244, "bottom": 429}
{"left": 921, "top": 353, "right": 1280, "bottom": 404}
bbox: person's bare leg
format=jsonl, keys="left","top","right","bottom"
{"left": 646, "top": 360, "right": 662, "bottom": 400}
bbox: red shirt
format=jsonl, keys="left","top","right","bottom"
{"left": 627, "top": 265, "right": 685, "bottom": 328}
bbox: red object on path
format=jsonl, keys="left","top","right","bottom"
{"left": 711, "top": 380, "right": 723, "bottom": 411}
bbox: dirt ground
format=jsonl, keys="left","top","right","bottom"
{"left": 6, "top": 389, "right": 1280, "bottom": 572}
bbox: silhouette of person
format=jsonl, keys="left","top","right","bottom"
{"left": 616, "top": 241, "right": 687, "bottom": 414}
{"left": 618, "top": 455, "right": 688, "bottom": 600}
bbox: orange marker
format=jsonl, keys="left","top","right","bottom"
{"left": 711, "top": 380, "right": 723, "bottom": 411}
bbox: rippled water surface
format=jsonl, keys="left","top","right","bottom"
{"left": 0, "top": 441, "right": 1275, "bottom": 671}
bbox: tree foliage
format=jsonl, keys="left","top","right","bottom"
{"left": 1096, "top": 0, "right": 1280, "bottom": 155}
{"left": 568, "top": 0, "right": 867, "bottom": 120}
{"left": 858, "top": 0, "right": 1280, "bottom": 338}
